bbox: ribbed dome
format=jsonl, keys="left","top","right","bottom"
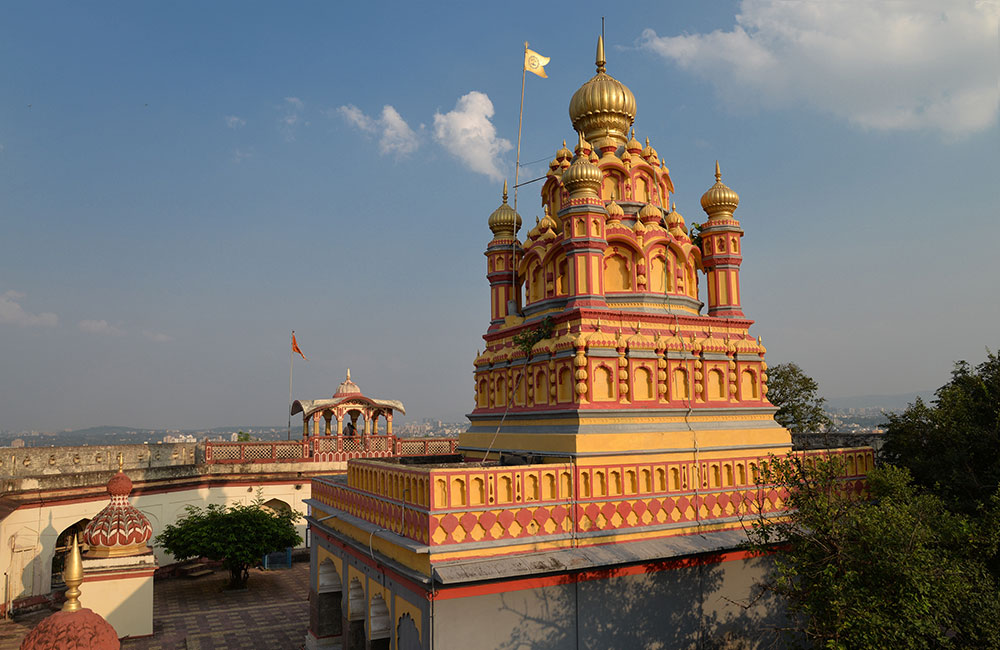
{"left": 605, "top": 200, "right": 624, "bottom": 223}
{"left": 639, "top": 202, "right": 662, "bottom": 225}
{"left": 82, "top": 468, "right": 152, "bottom": 558}
{"left": 562, "top": 134, "right": 603, "bottom": 198}
{"left": 487, "top": 180, "right": 522, "bottom": 237}
{"left": 334, "top": 368, "right": 363, "bottom": 396}
{"left": 569, "top": 36, "right": 636, "bottom": 153}
{"left": 700, "top": 161, "right": 740, "bottom": 220}
{"left": 666, "top": 203, "right": 688, "bottom": 238}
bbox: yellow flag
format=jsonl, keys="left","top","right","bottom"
{"left": 524, "top": 48, "right": 550, "bottom": 78}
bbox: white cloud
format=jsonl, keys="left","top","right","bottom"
{"left": 78, "top": 319, "right": 125, "bottom": 336}
{"left": 0, "top": 291, "right": 57, "bottom": 327}
{"left": 232, "top": 147, "right": 254, "bottom": 163}
{"left": 142, "top": 330, "right": 173, "bottom": 343}
{"left": 225, "top": 115, "right": 246, "bottom": 129}
{"left": 433, "top": 91, "right": 511, "bottom": 181}
{"left": 639, "top": 0, "right": 999, "bottom": 136}
{"left": 279, "top": 97, "right": 305, "bottom": 141}
{"left": 338, "top": 104, "right": 419, "bottom": 157}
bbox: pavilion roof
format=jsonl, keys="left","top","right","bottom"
{"left": 290, "top": 395, "right": 406, "bottom": 419}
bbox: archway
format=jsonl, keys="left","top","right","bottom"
{"left": 397, "top": 613, "right": 421, "bottom": 650}
{"left": 51, "top": 519, "right": 90, "bottom": 587}
{"left": 314, "top": 559, "right": 342, "bottom": 639}
{"left": 369, "top": 594, "right": 390, "bottom": 650}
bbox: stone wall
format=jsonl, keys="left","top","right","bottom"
{"left": 0, "top": 443, "right": 197, "bottom": 479}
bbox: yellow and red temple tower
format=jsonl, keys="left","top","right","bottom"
{"left": 305, "top": 37, "right": 872, "bottom": 650}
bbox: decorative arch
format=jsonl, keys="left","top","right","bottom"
{"left": 397, "top": 613, "right": 421, "bottom": 650}
{"left": 741, "top": 369, "right": 759, "bottom": 400}
{"left": 593, "top": 365, "right": 615, "bottom": 402}
{"left": 603, "top": 248, "right": 633, "bottom": 292}
{"left": 634, "top": 366, "right": 654, "bottom": 401}
{"left": 707, "top": 369, "right": 726, "bottom": 401}
{"left": 369, "top": 594, "right": 391, "bottom": 643}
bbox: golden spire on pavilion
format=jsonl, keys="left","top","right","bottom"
{"left": 62, "top": 535, "right": 84, "bottom": 613}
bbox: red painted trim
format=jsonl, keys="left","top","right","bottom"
{"left": 82, "top": 568, "right": 156, "bottom": 582}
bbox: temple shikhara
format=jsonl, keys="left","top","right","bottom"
{"left": 305, "top": 37, "right": 872, "bottom": 650}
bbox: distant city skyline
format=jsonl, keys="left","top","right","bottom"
{"left": 2, "top": 1, "right": 997, "bottom": 433}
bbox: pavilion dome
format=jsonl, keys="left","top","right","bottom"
{"left": 334, "top": 368, "right": 362, "bottom": 397}
{"left": 82, "top": 463, "right": 152, "bottom": 558}
{"left": 21, "top": 537, "right": 120, "bottom": 650}
{"left": 568, "top": 35, "right": 636, "bottom": 152}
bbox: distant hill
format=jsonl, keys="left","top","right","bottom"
{"left": 825, "top": 391, "right": 935, "bottom": 412}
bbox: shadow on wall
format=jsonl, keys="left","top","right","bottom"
{"left": 496, "top": 554, "right": 787, "bottom": 650}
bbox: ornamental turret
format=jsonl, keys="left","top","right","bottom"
{"left": 485, "top": 181, "right": 522, "bottom": 327}
{"left": 699, "top": 161, "right": 745, "bottom": 317}
{"left": 559, "top": 131, "right": 608, "bottom": 307}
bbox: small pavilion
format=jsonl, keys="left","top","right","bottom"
{"left": 291, "top": 369, "right": 405, "bottom": 439}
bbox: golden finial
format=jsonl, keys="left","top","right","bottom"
{"left": 645, "top": 137, "right": 650, "bottom": 147}
{"left": 62, "top": 535, "right": 83, "bottom": 613}
{"left": 346, "top": 368, "right": 351, "bottom": 380}
{"left": 596, "top": 35, "right": 606, "bottom": 73}
{"left": 715, "top": 160, "right": 721, "bottom": 182}
{"left": 502, "top": 179, "right": 509, "bottom": 203}
{"left": 117, "top": 452, "right": 123, "bottom": 472}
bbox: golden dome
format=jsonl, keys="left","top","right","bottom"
{"left": 700, "top": 161, "right": 740, "bottom": 220}
{"left": 639, "top": 202, "right": 662, "bottom": 225}
{"left": 569, "top": 36, "right": 636, "bottom": 153}
{"left": 555, "top": 140, "right": 573, "bottom": 162}
{"left": 605, "top": 200, "right": 624, "bottom": 223}
{"left": 488, "top": 180, "right": 522, "bottom": 237}
{"left": 538, "top": 204, "right": 558, "bottom": 232}
{"left": 642, "top": 137, "right": 659, "bottom": 164}
{"left": 562, "top": 133, "right": 603, "bottom": 198}
{"left": 626, "top": 129, "right": 643, "bottom": 154}
{"left": 666, "top": 203, "right": 688, "bottom": 238}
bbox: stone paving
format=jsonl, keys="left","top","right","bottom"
{"left": 0, "top": 561, "right": 310, "bottom": 649}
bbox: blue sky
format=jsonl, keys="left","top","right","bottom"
{"left": 1, "top": 1, "right": 997, "bottom": 432}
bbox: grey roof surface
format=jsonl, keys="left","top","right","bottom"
{"left": 431, "top": 529, "right": 752, "bottom": 584}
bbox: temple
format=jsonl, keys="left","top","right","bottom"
{"left": 304, "top": 37, "right": 872, "bottom": 649}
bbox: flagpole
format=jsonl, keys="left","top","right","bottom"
{"left": 511, "top": 41, "right": 529, "bottom": 307}
{"left": 287, "top": 330, "right": 294, "bottom": 441}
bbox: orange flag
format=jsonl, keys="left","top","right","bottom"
{"left": 291, "top": 332, "right": 307, "bottom": 360}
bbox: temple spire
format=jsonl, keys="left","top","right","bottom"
{"left": 62, "top": 535, "right": 83, "bottom": 613}
{"left": 502, "top": 179, "right": 508, "bottom": 203}
{"left": 715, "top": 159, "right": 721, "bottom": 182}
{"left": 596, "top": 35, "right": 606, "bottom": 73}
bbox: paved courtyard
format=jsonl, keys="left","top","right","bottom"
{"left": 0, "top": 561, "right": 310, "bottom": 649}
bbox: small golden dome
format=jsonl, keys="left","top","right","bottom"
{"left": 556, "top": 140, "right": 573, "bottom": 162}
{"left": 700, "top": 161, "right": 740, "bottom": 220}
{"left": 569, "top": 36, "right": 636, "bottom": 152}
{"left": 605, "top": 200, "right": 624, "bottom": 224}
{"left": 666, "top": 203, "right": 688, "bottom": 238}
{"left": 639, "top": 202, "right": 662, "bottom": 225}
{"left": 488, "top": 180, "right": 522, "bottom": 236}
{"left": 641, "top": 137, "right": 659, "bottom": 164}
{"left": 538, "top": 204, "right": 558, "bottom": 232}
{"left": 562, "top": 133, "right": 603, "bottom": 198}
{"left": 626, "top": 129, "right": 643, "bottom": 154}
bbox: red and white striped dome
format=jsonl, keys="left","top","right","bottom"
{"left": 82, "top": 469, "right": 152, "bottom": 558}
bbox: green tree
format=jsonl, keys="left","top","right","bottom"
{"left": 155, "top": 496, "right": 302, "bottom": 589}
{"left": 766, "top": 362, "right": 832, "bottom": 433}
{"left": 882, "top": 350, "right": 1000, "bottom": 514}
{"left": 746, "top": 455, "right": 1000, "bottom": 649}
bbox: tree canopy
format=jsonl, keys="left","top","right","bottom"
{"left": 882, "top": 350, "right": 1000, "bottom": 514}
{"left": 748, "top": 350, "right": 1000, "bottom": 648}
{"left": 746, "top": 456, "right": 1000, "bottom": 649}
{"left": 766, "top": 362, "right": 832, "bottom": 433}
{"left": 155, "top": 496, "right": 302, "bottom": 589}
